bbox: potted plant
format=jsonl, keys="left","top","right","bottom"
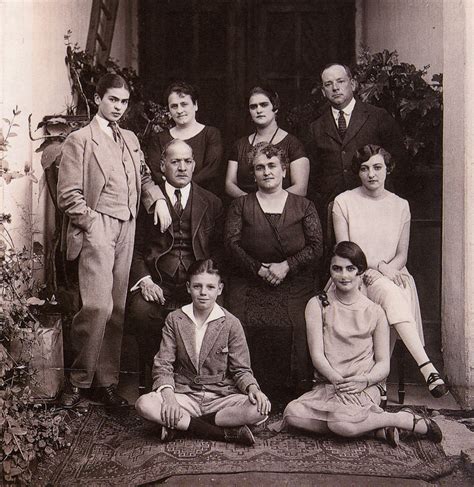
{"left": 1, "top": 112, "right": 71, "bottom": 483}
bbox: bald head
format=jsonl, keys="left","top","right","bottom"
{"left": 160, "top": 139, "right": 195, "bottom": 188}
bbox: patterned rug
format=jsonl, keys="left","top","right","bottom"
{"left": 37, "top": 406, "right": 456, "bottom": 486}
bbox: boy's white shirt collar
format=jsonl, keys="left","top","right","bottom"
{"left": 95, "top": 114, "right": 116, "bottom": 139}
{"left": 181, "top": 302, "right": 225, "bottom": 327}
{"left": 165, "top": 181, "right": 191, "bottom": 208}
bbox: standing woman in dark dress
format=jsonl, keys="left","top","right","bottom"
{"left": 147, "top": 81, "right": 224, "bottom": 195}
{"left": 225, "top": 142, "right": 322, "bottom": 407}
{"left": 225, "top": 85, "right": 309, "bottom": 198}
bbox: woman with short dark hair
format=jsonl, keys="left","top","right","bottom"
{"left": 225, "top": 85, "right": 309, "bottom": 198}
{"left": 332, "top": 144, "right": 448, "bottom": 398}
{"left": 225, "top": 142, "right": 322, "bottom": 406}
{"left": 147, "top": 81, "right": 223, "bottom": 195}
{"left": 283, "top": 241, "right": 442, "bottom": 446}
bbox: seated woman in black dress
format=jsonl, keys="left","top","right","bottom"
{"left": 147, "top": 81, "right": 223, "bottom": 195}
{"left": 225, "top": 85, "right": 309, "bottom": 198}
{"left": 224, "top": 142, "right": 322, "bottom": 407}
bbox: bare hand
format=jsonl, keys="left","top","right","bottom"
{"left": 153, "top": 199, "right": 172, "bottom": 233}
{"left": 260, "top": 261, "right": 289, "bottom": 286}
{"left": 140, "top": 277, "right": 165, "bottom": 304}
{"left": 336, "top": 375, "right": 367, "bottom": 394}
{"left": 248, "top": 385, "right": 271, "bottom": 416}
{"left": 161, "top": 392, "right": 183, "bottom": 428}
{"left": 379, "top": 263, "right": 408, "bottom": 288}
{"left": 258, "top": 265, "right": 271, "bottom": 280}
{"left": 267, "top": 261, "right": 289, "bottom": 282}
{"left": 363, "top": 269, "right": 383, "bottom": 287}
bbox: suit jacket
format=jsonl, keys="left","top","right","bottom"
{"left": 57, "top": 117, "right": 161, "bottom": 260}
{"left": 307, "top": 99, "right": 406, "bottom": 215}
{"left": 151, "top": 307, "right": 258, "bottom": 395}
{"left": 129, "top": 182, "right": 224, "bottom": 287}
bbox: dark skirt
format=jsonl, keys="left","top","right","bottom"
{"left": 226, "top": 273, "right": 315, "bottom": 406}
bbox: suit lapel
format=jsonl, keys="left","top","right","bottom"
{"left": 198, "top": 318, "right": 225, "bottom": 369}
{"left": 343, "top": 101, "right": 369, "bottom": 146}
{"left": 190, "top": 185, "right": 208, "bottom": 240}
{"left": 322, "top": 108, "right": 343, "bottom": 144}
{"left": 89, "top": 118, "right": 112, "bottom": 181}
{"left": 176, "top": 315, "right": 198, "bottom": 371}
{"left": 121, "top": 129, "right": 141, "bottom": 196}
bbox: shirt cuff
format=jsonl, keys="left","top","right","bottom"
{"left": 130, "top": 275, "right": 152, "bottom": 292}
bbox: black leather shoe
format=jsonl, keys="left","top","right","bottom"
{"left": 60, "top": 381, "right": 83, "bottom": 408}
{"left": 94, "top": 385, "right": 128, "bottom": 406}
{"left": 160, "top": 426, "right": 178, "bottom": 443}
{"left": 224, "top": 425, "right": 255, "bottom": 446}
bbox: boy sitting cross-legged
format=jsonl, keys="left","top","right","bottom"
{"left": 135, "top": 259, "right": 271, "bottom": 446}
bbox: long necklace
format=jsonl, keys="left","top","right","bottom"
{"left": 334, "top": 289, "right": 358, "bottom": 306}
{"left": 250, "top": 126, "right": 279, "bottom": 146}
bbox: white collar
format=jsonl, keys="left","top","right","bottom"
{"left": 331, "top": 96, "right": 356, "bottom": 117}
{"left": 95, "top": 114, "right": 116, "bottom": 132}
{"left": 182, "top": 302, "right": 225, "bottom": 327}
{"left": 165, "top": 181, "right": 192, "bottom": 204}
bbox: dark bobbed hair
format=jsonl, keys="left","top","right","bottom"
{"left": 164, "top": 81, "right": 199, "bottom": 105}
{"left": 351, "top": 144, "right": 395, "bottom": 174}
{"left": 248, "top": 85, "right": 280, "bottom": 112}
{"left": 247, "top": 142, "right": 288, "bottom": 173}
{"left": 320, "top": 63, "right": 353, "bottom": 81}
{"left": 330, "top": 241, "right": 368, "bottom": 275}
{"left": 95, "top": 73, "right": 130, "bottom": 99}
{"left": 187, "top": 258, "right": 222, "bottom": 281}
{"left": 160, "top": 139, "right": 194, "bottom": 165}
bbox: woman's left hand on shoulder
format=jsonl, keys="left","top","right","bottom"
{"left": 363, "top": 269, "right": 383, "bottom": 287}
{"left": 378, "top": 262, "right": 408, "bottom": 288}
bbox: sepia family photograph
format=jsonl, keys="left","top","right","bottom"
{"left": 0, "top": 0, "right": 473, "bottom": 485}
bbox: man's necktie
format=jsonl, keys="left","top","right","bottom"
{"left": 174, "top": 189, "right": 183, "bottom": 216}
{"left": 337, "top": 110, "right": 347, "bottom": 137}
{"left": 108, "top": 121, "right": 121, "bottom": 143}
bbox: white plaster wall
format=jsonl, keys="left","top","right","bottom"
{"left": 0, "top": 0, "right": 138, "bottom": 253}
{"left": 442, "top": 0, "right": 474, "bottom": 407}
{"left": 0, "top": 0, "right": 93, "bottom": 250}
{"left": 359, "top": 0, "right": 443, "bottom": 79}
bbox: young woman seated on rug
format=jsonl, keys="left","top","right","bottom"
{"left": 135, "top": 259, "right": 271, "bottom": 446}
{"left": 283, "top": 242, "right": 442, "bottom": 447}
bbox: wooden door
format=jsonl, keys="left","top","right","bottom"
{"left": 138, "top": 0, "right": 355, "bottom": 145}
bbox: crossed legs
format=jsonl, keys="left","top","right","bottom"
{"left": 366, "top": 277, "right": 447, "bottom": 396}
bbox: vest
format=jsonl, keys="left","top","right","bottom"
{"left": 95, "top": 134, "right": 137, "bottom": 220}
{"left": 158, "top": 194, "right": 194, "bottom": 277}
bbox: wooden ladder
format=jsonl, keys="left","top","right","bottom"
{"left": 86, "top": 0, "right": 119, "bottom": 65}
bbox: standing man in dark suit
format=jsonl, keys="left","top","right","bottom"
{"left": 127, "top": 139, "right": 223, "bottom": 376}
{"left": 57, "top": 74, "right": 164, "bottom": 407}
{"left": 308, "top": 63, "right": 406, "bottom": 223}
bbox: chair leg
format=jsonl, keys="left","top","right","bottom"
{"left": 138, "top": 348, "right": 147, "bottom": 396}
{"left": 397, "top": 342, "right": 405, "bottom": 404}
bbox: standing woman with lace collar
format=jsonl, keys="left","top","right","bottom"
{"left": 225, "top": 85, "right": 309, "bottom": 198}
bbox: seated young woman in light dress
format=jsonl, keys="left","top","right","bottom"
{"left": 332, "top": 144, "right": 447, "bottom": 398}
{"left": 283, "top": 242, "right": 442, "bottom": 446}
